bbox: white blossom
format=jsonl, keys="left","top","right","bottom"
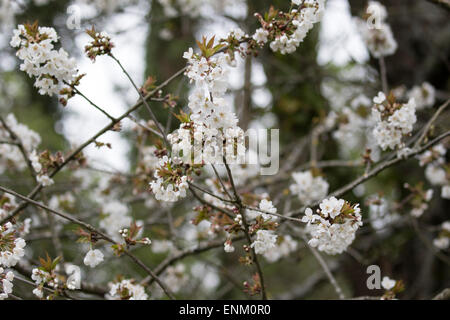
{"left": 381, "top": 276, "right": 396, "bottom": 290}
{"left": 252, "top": 28, "right": 269, "bottom": 45}
{"left": 251, "top": 230, "right": 277, "bottom": 255}
{"left": 83, "top": 249, "right": 104, "bottom": 268}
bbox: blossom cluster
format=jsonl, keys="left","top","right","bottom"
{"left": 0, "top": 267, "right": 14, "bottom": 300}
{"left": 355, "top": 1, "right": 397, "bottom": 58}
{"left": 0, "top": 222, "right": 26, "bottom": 267}
{"left": 84, "top": 27, "right": 114, "bottom": 62}
{"left": 10, "top": 24, "right": 78, "bottom": 97}
{"left": 31, "top": 257, "right": 82, "bottom": 299}
{"left": 289, "top": 170, "right": 329, "bottom": 205}
{"left": 108, "top": 278, "right": 148, "bottom": 300}
{"left": 183, "top": 47, "right": 238, "bottom": 130}
{"left": 302, "top": 197, "right": 363, "bottom": 255}
{"left": 371, "top": 92, "right": 417, "bottom": 151}
{"left": 150, "top": 34, "right": 243, "bottom": 201}
{"left": 168, "top": 122, "right": 246, "bottom": 165}
{"left": 250, "top": 229, "right": 278, "bottom": 255}
{"left": 253, "top": 0, "right": 325, "bottom": 54}
{"left": 150, "top": 156, "right": 189, "bottom": 202}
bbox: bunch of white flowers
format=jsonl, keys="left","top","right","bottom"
{"left": 289, "top": 170, "right": 329, "bottom": 205}
{"left": 0, "top": 113, "right": 41, "bottom": 174}
{"left": 407, "top": 82, "right": 435, "bottom": 110}
{"left": 0, "top": 222, "right": 26, "bottom": 267}
{"left": 0, "top": 267, "right": 14, "bottom": 300}
{"left": 150, "top": 30, "right": 250, "bottom": 202}
{"left": 168, "top": 122, "right": 245, "bottom": 165}
{"left": 31, "top": 267, "right": 61, "bottom": 299}
{"left": 108, "top": 279, "right": 148, "bottom": 300}
{"left": 250, "top": 229, "right": 277, "bottom": 255}
{"left": 10, "top": 24, "right": 78, "bottom": 97}
{"left": 268, "top": 0, "right": 325, "bottom": 54}
{"left": 302, "top": 197, "right": 363, "bottom": 255}
{"left": 183, "top": 48, "right": 238, "bottom": 130}
{"left": 150, "top": 156, "right": 189, "bottom": 202}
{"left": 371, "top": 92, "right": 417, "bottom": 151}
{"left": 84, "top": 28, "right": 114, "bottom": 62}
{"left": 263, "top": 235, "right": 298, "bottom": 262}
{"left": 355, "top": 1, "right": 397, "bottom": 58}
{"left": 433, "top": 221, "right": 450, "bottom": 250}
{"left": 31, "top": 262, "right": 79, "bottom": 299}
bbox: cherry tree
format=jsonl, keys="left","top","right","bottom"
{"left": 0, "top": 0, "right": 449, "bottom": 300}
